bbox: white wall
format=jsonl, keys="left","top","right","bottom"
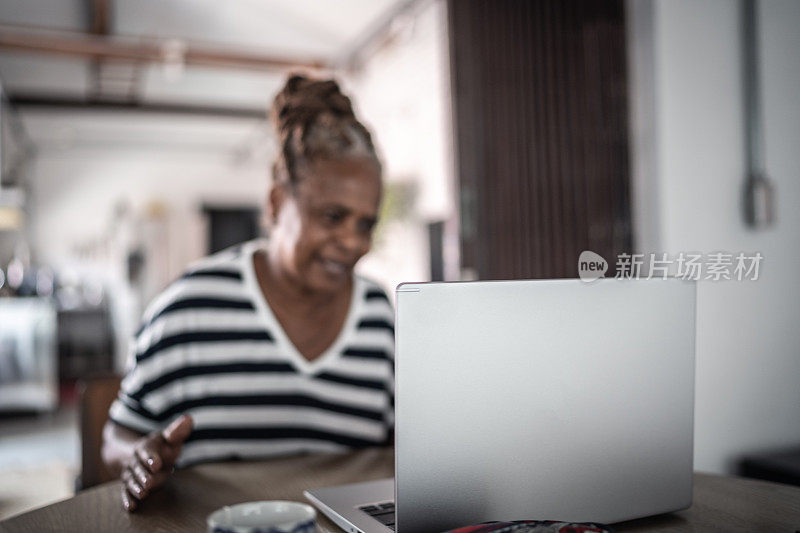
{"left": 629, "top": 0, "right": 800, "bottom": 474}
{"left": 28, "top": 148, "right": 268, "bottom": 275}
{"left": 345, "top": 0, "right": 457, "bottom": 291}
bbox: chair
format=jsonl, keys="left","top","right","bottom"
{"left": 76, "top": 374, "right": 122, "bottom": 490}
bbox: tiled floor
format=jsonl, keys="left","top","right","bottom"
{"left": 0, "top": 407, "right": 79, "bottom": 520}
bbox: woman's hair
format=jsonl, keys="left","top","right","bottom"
{"left": 270, "top": 74, "right": 380, "bottom": 187}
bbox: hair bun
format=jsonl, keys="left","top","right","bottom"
{"left": 270, "top": 73, "right": 379, "bottom": 186}
{"left": 272, "top": 74, "right": 356, "bottom": 137}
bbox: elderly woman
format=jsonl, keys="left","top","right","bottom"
{"left": 101, "top": 75, "right": 394, "bottom": 511}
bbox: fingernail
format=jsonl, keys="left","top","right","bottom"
{"left": 147, "top": 457, "right": 154, "bottom": 467}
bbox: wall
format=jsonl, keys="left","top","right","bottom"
{"left": 345, "top": 0, "right": 457, "bottom": 290}
{"left": 629, "top": 0, "right": 800, "bottom": 474}
{"left": 28, "top": 148, "right": 267, "bottom": 277}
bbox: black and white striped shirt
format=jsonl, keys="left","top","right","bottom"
{"left": 109, "top": 240, "right": 394, "bottom": 467}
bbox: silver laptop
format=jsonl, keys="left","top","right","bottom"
{"left": 305, "top": 278, "right": 696, "bottom": 532}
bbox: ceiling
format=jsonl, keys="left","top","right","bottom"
{"left": 0, "top": 0, "right": 407, "bottom": 109}
{"left": 0, "top": 0, "right": 414, "bottom": 179}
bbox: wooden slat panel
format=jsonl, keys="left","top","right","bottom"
{"left": 449, "top": 0, "right": 632, "bottom": 279}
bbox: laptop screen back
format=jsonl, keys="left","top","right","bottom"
{"left": 394, "top": 278, "right": 696, "bottom": 532}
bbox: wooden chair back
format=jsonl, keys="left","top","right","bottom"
{"left": 77, "top": 374, "right": 122, "bottom": 490}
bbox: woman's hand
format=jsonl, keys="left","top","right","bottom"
{"left": 119, "top": 415, "right": 193, "bottom": 511}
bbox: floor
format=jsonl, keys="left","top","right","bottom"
{"left": 0, "top": 407, "right": 79, "bottom": 520}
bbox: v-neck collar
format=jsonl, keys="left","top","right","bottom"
{"left": 241, "top": 239, "right": 362, "bottom": 375}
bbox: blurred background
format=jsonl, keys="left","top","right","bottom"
{"left": 0, "top": 0, "right": 798, "bottom": 519}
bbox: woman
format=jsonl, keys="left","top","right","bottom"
{"left": 101, "top": 75, "right": 394, "bottom": 511}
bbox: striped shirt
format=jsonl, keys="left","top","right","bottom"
{"left": 109, "top": 240, "right": 394, "bottom": 467}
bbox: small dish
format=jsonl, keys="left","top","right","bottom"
{"left": 207, "top": 500, "right": 316, "bottom": 533}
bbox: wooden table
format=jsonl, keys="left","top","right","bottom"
{"left": 1, "top": 447, "right": 799, "bottom": 532}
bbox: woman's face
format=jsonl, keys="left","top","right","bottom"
{"left": 270, "top": 157, "right": 382, "bottom": 295}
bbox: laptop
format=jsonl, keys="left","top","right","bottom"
{"left": 305, "top": 278, "right": 696, "bottom": 533}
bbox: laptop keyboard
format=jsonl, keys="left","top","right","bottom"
{"left": 358, "top": 502, "right": 395, "bottom": 531}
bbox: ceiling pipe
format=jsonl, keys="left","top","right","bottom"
{"left": 8, "top": 94, "right": 267, "bottom": 120}
{"left": 0, "top": 25, "right": 328, "bottom": 72}
{"left": 741, "top": 0, "right": 775, "bottom": 229}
